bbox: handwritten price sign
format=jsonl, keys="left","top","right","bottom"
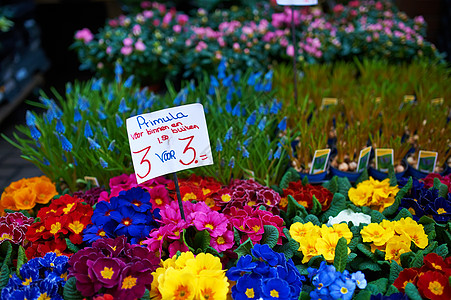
{"left": 276, "top": 0, "right": 318, "bottom": 5}
{"left": 126, "top": 103, "right": 213, "bottom": 184}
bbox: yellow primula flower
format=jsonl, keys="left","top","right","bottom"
{"left": 348, "top": 177, "right": 399, "bottom": 212}
{"left": 196, "top": 275, "right": 229, "bottom": 300}
{"left": 159, "top": 268, "right": 197, "bottom": 300}
{"left": 385, "top": 235, "right": 411, "bottom": 264}
{"left": 316, "top": 232, "right": 341, "bottom": 262}
{"left": 360, "top": 223, "right": 393, "bottom": 247}
{"left": 185, "top": 253, "right": 224, "bottom": 278}
{"left": 329, "top": 223, "right": 353, "bottom": 244}
{"left": 174, "top": 252, "right": 196, "bottom": 269}
{"left": 298, "top": 235, "right": 320, "bottom": 263}
{"left": 289, "top": 222, "right": 320, "bottom": 243}
{"left": 395, "top": 218, "right": 428, "bottom": 249}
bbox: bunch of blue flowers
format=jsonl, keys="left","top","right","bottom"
{"left": 307, "top": 261, "right": 367, "bottom": 300}
{"left": 83, "top": 187, "right": 160, "bottom": 245}
{"left": 226, "top": 244, "right": 305, "bottom": 300}
{"left": 1, "top": 252, "right": 68, "bottom": 300}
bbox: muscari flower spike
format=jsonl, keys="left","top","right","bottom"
{"left": 115, "top": 114, "right": 123, "bottom": 127}
{"left": 55, "top": 119, "right": 65, "bottom": 134}
{"left": 115, "top": 62, "right": 123, "bottom": 82}
{"left": 99, "top": 157, "right": 108, "bottom": 168}
{"left": 270, "top": 99, "right": 282, "bottom": 114}
{"left": 224, "top": 127, "right": 233, "bottom": 142}
{"left": 97, "top": 108, "right": 107, "bottom": 120}
{"left": 229, "top": 156, "right": 235, "bottom": 168}
{"left": 88, "top": 138, "right": 101, "bottom": 150}
{"left": 246, "top": 110, "right": 257, "bottom": 125}
{"left": 258, "top": 116, "right": 267, "bottom": 131}
{"left": 242, "top": 146, "right": 249, "bottom": 158}
{"left": 74, "top": 110, "right": 82, "bottom": 122}
{"left": 108, "top": 140, "right": 116, "bottom": 151}
{"left": 274, "top": 146, "right": 282, "bottom": 159}
{"left": 57, "top": 133, "right": 72, "bottom": 152}
{"left": 84, "top": 121, "right": 93, "bottom": 138}
{"left": 218, "top": 59, "right": 227, "bottom": 79}
{"left": 216, "top": 138, "right": 223, "bottom": 152}
{"left": 242, "top": 124, "right": 249, "bottom": 136}
{"left": 232, "top": 102, "right": 241, "bottom": 116}
{"left": 223, "top": 75, "right": 233, "bottom": 87}
{"left": 278, "top": 117, "right": 287, "bottom": 131}
{"left": 225, "top": 101, "right": 232, "bottom": 113}
{"left": 26, "top": 110, "right": 36, "bottom": 127}
{"left": 243, "top": 137, "right": 252, "bottom": 147}
{"left": 268, "top": 149, "right": 273, "bottom": 160}
{"left": 124, "top": 75, "right": 134, "bottom": 88}
{"left": 66, "top": 82, "right": 72, "bottom": 94}
{"left": 91, "top": 78, "right": 103, "bottom": 91}
{"left": 29, "top": 126, "right": 41, "bottom": 141}
{"left": 118, "top": 98, "right": 130, "bottom": 113}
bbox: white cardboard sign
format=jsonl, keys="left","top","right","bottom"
{"left": 277, "top": 0, "right": 318, "bottom": 5}
{"left": 126, "top": 103, "right": 213, "bottom": 184}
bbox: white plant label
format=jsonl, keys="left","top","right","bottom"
{"left": 127, "top": 103, "right": 213, "bottom": 184}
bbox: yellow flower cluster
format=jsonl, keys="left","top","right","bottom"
{"left": 150, "top": 252, "right": 230, "bottom": 300}
{"left": 289, "top": 222, "right": 353, "bottom": 263}
{"left": 360, "top": 217, "right": 429, "bottom": 264}
{"left": 348, "top": 177, "right": 400, "bottom": 212}
{"left": 0, "top": 176, "right": 57, "bottom": 215}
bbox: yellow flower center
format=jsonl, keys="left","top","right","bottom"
{"left": 22, "top": 278, "right": 32, "bottom": 286}
{"left": 341, "top": 287, "right": 348, "bottom": 294}
{"left": 270, "top": 289, "right": 279, "bottom": 298}
{"left": 50, "top": 222, "right": 61, "bottom": 234}
{"left": 437, "top": 208, "right": 446, "bottom": 214}
{"left": 0, "top": 234, "right": 12, "bottom": 241}
{"left": 408, "top": 208, "right": 416, "bottom": 215}
{"left": 122, "top": 275, "right": 137, "bottom": 289}
{"left": 221, "top": 194, "right": 231, "bottom": 202}
{"left": 205, "top": 198, "right": 215, "bottom": 207}
{"left": 247, "top": 201, "right": 256, "bottom": 206}
{"left": 299, "top": 201, "right": 308, "bottom": 207}
{"left": 217, "top": 237, "right": 225, "bottom": 245}
{"left": 69, "top": 221, "right": 84, "bottom": 234}
{"left": 432, "top": 263, "right": 442, "bottom": 270}
{"left": 36, "top": 226, "right": 45, "bottom": 233}
{"left": 99, "top": 230, "right": 106, "bottom": 237}
{"left": 60, "top": 272, "right": 68, "bottom": 281}
{"left": 182, "top": 192, "right": 197, "bottom": 202}
{"left": 37, "top": 293, "right": 51, "bottom": 300}
{"left": 205, "top": 224, "right": 214, "bottom": 230}
{"left": 175, "top": 285, "right": 191, "bottom": 300}
{"left": 252, "top": 225, "right": 261, "bottom": 232}
{"left": 155, "top": 198, "right": 162, "bottom": 205}
{"left": 122, "top": 218, "right": 131, "bottom": 226}
{"left": 429, "top": 281, "right": 444, "bottom": 295}
{"left": 101, "top": 267, "right": 114, "bottom": 279}
{"left": 202, "top": 188, "right": 211, "bottom": 195}
{"left": 63, "top": 203, "right": 75, "bottom": 214}
{"left": 245, "top": 288, "right": 255, "bottom": 298}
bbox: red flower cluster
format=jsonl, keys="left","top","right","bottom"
{"left": 0, "top": 212, "right": 33, "bottom": 246}
{"left": 228, "top": 205, "right": 285, "bottom": 245}
{"left": 280, "top": 181, "right": 333, "bottom": 211}
{"left": 422, "top": 173, "right": 451, "bottom": 194}
{"left": 394, "top": 253, "right": 451, "bottom": 299}
{"left": 167, "top": 174, "right": 222, "bottom": 210}
{"left": 25, "top": 194, "right": 93, "bottom": 259}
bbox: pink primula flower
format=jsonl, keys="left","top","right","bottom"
{"left": 210, "top": 230, "right": 234, "bottom": 252}
{"left": 135, "top": 40, "right": 146, "bottom": 51}
{"left": 177, "top": 14, "right": 189, "bottom": 26}
{"left": 123, "top": 37, "right": 133, "bottom": 47}
{"left": 75, "top": 28, "right": 93, "bottom": 44}
{"left": 192, "top": 211, "right": 228, "bottom": 237}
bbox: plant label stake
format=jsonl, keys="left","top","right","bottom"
{"left": 310, "top": 148, "right": 331, "bottom": 174}
{"left": 375, "top": 148, "right": 394, "bottom": 172}
{"left": 126, "top": 103, "right": 213, "bottom": 220}
{"left": 417, "top": 150, "right": 438, "bottom": 173}
{"left": 357, "top": 146, "right": 372, "bottom": 173}
{"left": 277, "top": 0, "right": 318, "bottom": 103}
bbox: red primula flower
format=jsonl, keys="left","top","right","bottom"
{"left": 423, "top": 253, "right": 451, "bottom": 276}
{"left": 393, "top": 268, "right": 419, "bottom": 293}
{"left": 417, "top": 271, "right": 451, "bottom": 300}
{"left": 281, "top": 182, "right": 333, "bottom": 211}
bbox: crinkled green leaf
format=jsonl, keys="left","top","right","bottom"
{"left": 307, "top": 255, "right": 325, "bottom": 267}
{"left": 296, "top": 264, "right": 309, "bottom": 276}
{"left": 347, "top": 253, "right": 357, "bottom": 264}
{"left": 16, "top": 246, "right": 27, "bottom": 278}
{"left": 271, "top": 185, "right": 283, "bottom": 196}
{"left": 338, "top": 176, "right": 352, "bottom": 199}
{"left": 63, "top": 276, "right": 84, "bottom": 300}
{"left": 286, "top": 195, "right": 308, "bottom": 222}
{"left": 304, "top": 214, "right": 321, "bottom": 227}
{"left": 370, "top": 210, "right": 386, "bottom": 224}
{"left": 334, "top": 237, "right": 348, "bottom": 272}
{"left": 139, "top": 289, "right": 150, "bottom": 300}
{"left": 357, "top": 243, "right": 377, "bottom": 260}
{"left": 423, "top": 223, "right": 436, "bottom": 241}
{"left": 393, "top": 208, "right": 413, "bottom": 221}
{"left": 234, "top": 238, "right": 253, "bottom": 259}
{"left": 386, "top": 284, "right": 400, "bottom": 296}
{"left": 355, "top": 169, "right": 369, "bottom": 185}
{"left": 433, "top": 244, "right": 449, "bottom": 258}
{"left": 279, "top": 168, "right": 301, "bottom": 189}
{"left": 234, "top": 227, "right": 241, "bottom": 245}
{"left": 400, "top": 252, "right": 415, "bottom": 267}
{"left": 389, "top": 261, "right": 403, "bottom": 285}
{"left": 302, "top": 175, "right": 309, "bottom": 186}
{"left": 438, "top": 182, "right": 448, "bottom": 198}
{"left": 404, "top": 282, "right": 422, "bottom": 300}
{"left": 368, "top": 278, "right": 388, "bottom": 294}
{"left": 299, "top": 291, "right": 310, "bottom": 300}
{"left": 432, "top": 177, "right": 442, "bottom": 190}
{"left": 388, "top": 164, "right": 397, "bottom": 187}
{"left": 310, "top": 195, "right": 322, "bottom": 215}
{"left": 260, "top": 225, "right": 279, "bottom": 249}
{"left": 394, "top": 177, "right": 412, "bottom": 203}
{"left": 374, "top": 249, "right": 386, "bottom": 260}
{"left": 354, "top": 290, "right": 372, "bottom": 300}
{"left": 423, "top": 241, "right": 438, "bottom": 255}
{"left": 359, "top": 261, "right": 382, "bottom": 271}
{"left": 0, "top": 264, "right": 10, "bottom": 289}
{"left": 323, "top": 176, "right": 339, "bottom": 194}
{"left": 293, "top": 215, "right": 304, "bottom": 224}
{"left": 193, "top": 230, "right": 211, "bottom": 251}
{"left": 320, "top": 193, "right": 347, "bottom": 223}
{"left": 348, "top": 235, "right": 361, "bottom": 251}
{"left": 418, "top": 215, "right": 436, "bottom": 225}
{"left": 65, "top": 238, "right": 80, "bottom": 253}
{"left": 410, "top": 250, "right": 424, "bottom": 268}
{"left": 0, "top": 241, "right": 12, "bottom": 268}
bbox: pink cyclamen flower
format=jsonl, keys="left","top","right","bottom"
{"left": 123, "top": 37, "right": 133, "bottom": 47}
{"left": 286, "top": 45, "right": 295, "bottom": 57}
{"left": 135, "top": 40, "right": 146, "bottom": 51}
{"left": 132, "top": 24, "right": 141, "bottom": 35}
{"left": 195, "top": 41, "right": 207, "bottom": 52}
{"left": 173, "top": 25, "right": 182, "bottom": 33}
{"left": 75, "top": 28, "right": 93, "bottom": 44}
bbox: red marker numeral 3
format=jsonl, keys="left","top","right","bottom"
{"left": 179, "top": 135, "right": 196, "bottom": 165}
{"left": 133, "top": 146, "right": 151, "bottom": 179}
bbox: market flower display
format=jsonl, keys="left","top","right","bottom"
{"left": 0, "top": 176, "right": 57, "bottom": 214}
{"left": 226, "top": 244, "right": 304, "bottom": 300}
{"left": 348, "top": 177, "right": 400, "bottom": 212}
{"left": 151, "top": 251, "right": 229, "bottom": 300}
{"left": 68, "top": 236, "right": 159, "bottom": 299}
{"left": 289, "top": 222, "right": 352, "bottom": 263}
{"left": 1, "top": 252, "right": 69, "bottom": 300}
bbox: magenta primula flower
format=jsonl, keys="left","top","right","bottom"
{"left": 210, "top": 229, "right": 235, "bottom": 252}
{"left": 192, "top": 211, "right": 228, "bottom": 237}
{"left": 0, "top": 212, "right": 33, "bottom": 246}
{"left": 89, "top": 257, "right": 125, "bottom": 288}
{"left": 148, "top": 184, "right": 171, "bottom": 210}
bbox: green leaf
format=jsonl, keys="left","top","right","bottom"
{"left": 347, "top": 252, "right": 357, "bottom": 263}
{"left": 63, "top": 277, "right": 84, "bottom": 300}
{"left": 323, "top": 176, "right": 339, "bottom": 194}
{"left": 382, "top": 197, "right": 400, "bottom": 217}
{"left": 394, "top": 177, "right": 412, "bottom": 202}
{"left": 0, "top": 241, "right": 12, "bottom": 267}
{"left": 182, "top": 229, "right": 195, "bottom": 252}
{"left": 368, "top": 278, "right": 388, "bottom": 294}
{"left": 279, "top": 167, "right": 300, "bottom": 189}
{"left": 432, "top": 177, "right": 442, "bottom": 190}
{"left": 410, "top": 250, "right": 424, "bottom": 268}
{"left": 260, "top": 225, "right": 279, "bottom": 248}
{"left": 0, "top": 264, "right": 10, "bottom": 289}
{"left": 418, "top": 215, "right": 436, "bottom": 225}
{"left": 16, "top": 246, "right": 27, "bottom": 278}
{"left": 388, "top": 164, "right": 397, "bottom": 186}
{"left": 271, "top": 185, "right": 283, "bottom": 195}
{"left": 354, "top": 290, "right": 372, "bottom": 300}
{"left": 338, "top": 176, "right": 352, "bottom": 199}
{"left": 320, "top": 193, "right": 347, "bottom": 223}
{"left": 386, "top": 285, "right": 400, "bottom": 296}
{"left": 277, "top": 241, "right": 294, "bottom": 259}
{"left": 296, "top": 264, "right": 309, "bottom": 276}
{"left": 389, "top": 261, "right": 403, "bottom": 285}
{"left": 304, "top": 214, "right": 321, "bottom": 227}
{"left": 139, "top": 289, "right": 150, "bottom": 300}
{"left": 357, "top": 244, "right": 377, "bottom": 260}
{"left": 310, "top": 195, "right": 322, "bottom": 215}
{"left": 65, "top": 238, "right": 80, "bottom": 253}
{"left": 355, "top": 169, "right": 369, "bottom": 185}
{"left": 334, "top": 237, "right": 348, "bottom": 272}
{"left": 404, "top": 282, "right": 423, "bottom": 300}
{"left": 307, "top": 255, "right": 325, "bottom": 267}
{"left": 234, "top": 238, "right": 253, "bottom": 259}
{"left": 438, "top": 182, "right": 449, "bottom": 198}
{"left": 286, "top": 195, "right": 308, "bottom": 222}
{"left": 400, "top": 252, "right": 415, "bottom": 267}
{"left": 393, "top": 208, "right": 413, "bottom": 221}
{"left": 359, "top": 261, "right": 382, "bottom": 271}
{"left": 194, "top": 230, "right": 211, "bottom": 251}
{"left": 433, "top": 244, "right": 449, "bottom": 258}
{"left": 299, "top": 291, "right": 310, "bottom": 300}
{"left": 301, "top": 175, "right": 309, "bottom": 186}
{"left": 370, "top": 210, "right": 386, "bottom": 224}
{"left": 423, "top": 241, "right": 438, "bottom": 255}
